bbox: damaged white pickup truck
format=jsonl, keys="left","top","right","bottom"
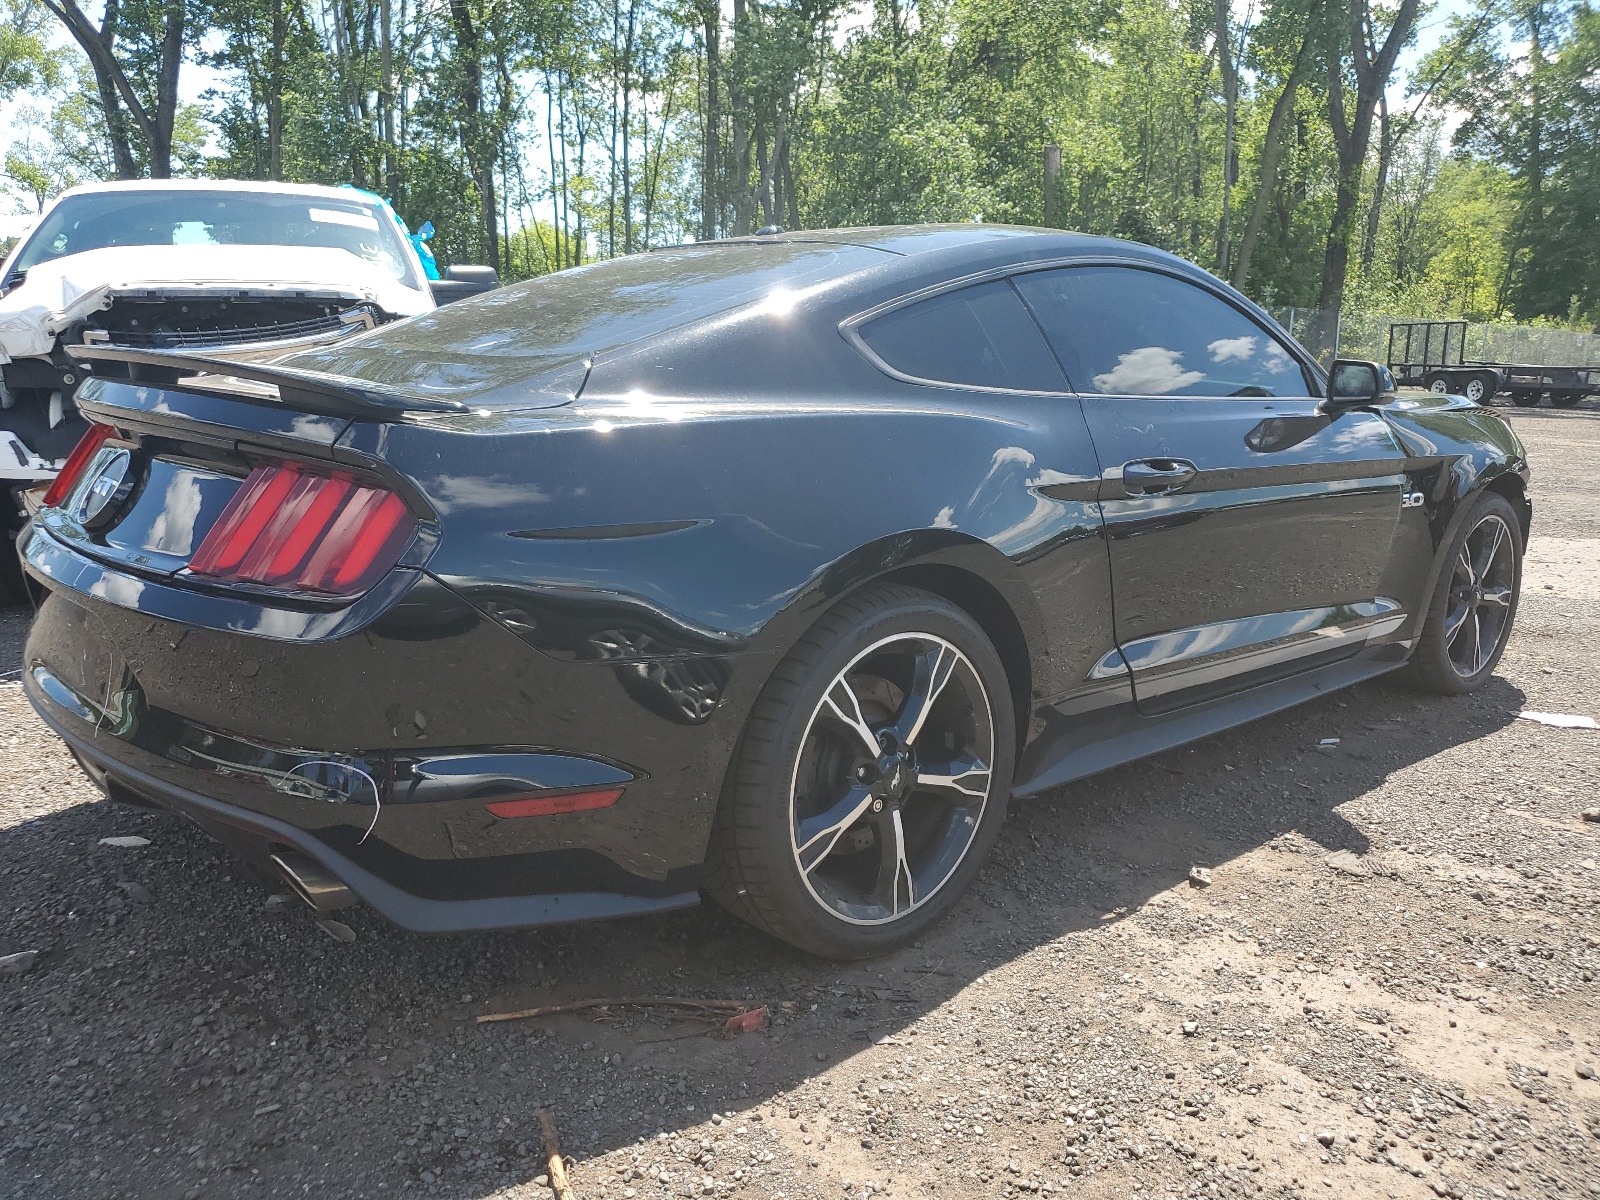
{"left": 1, "top": 179, "right": 494, "bottom": 602}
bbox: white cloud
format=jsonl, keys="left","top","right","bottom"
{"left": 1093, "top": 346, "right": 1204, "bottom": 395}
{"left": 1208, "top": 335, "right": 1256, "bottom": 363}
{"left": 428, "top": 475, "right": 550, "bottom": 514}
{"left": 1263, "top": 341, "right": 1294, "bottom": 373}
{"left": 145, "top": 470, "right": 204, "bottom": 556}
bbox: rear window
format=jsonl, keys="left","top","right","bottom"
{"left": 286, "top": 242, "right": 887, "bottom": 403}
{"left": 857, "top": 280, "right": 1066, "bottom": 392}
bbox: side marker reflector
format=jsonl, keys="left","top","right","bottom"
{"left": 484, "top": 789, "right": 624, "bottom": 819}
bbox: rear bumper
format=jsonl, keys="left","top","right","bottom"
{"left": 28, "top": 682, "right": 700, "bottom": 934}
{"left": 18, "top": 530, "right": 771, "bottom": 935}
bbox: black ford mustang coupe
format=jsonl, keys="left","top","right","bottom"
{"left": 18, "top": 225, "right": 1529, "bottom": 957}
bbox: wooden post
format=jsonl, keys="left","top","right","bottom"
{"left": 1042, "top": 145, "right": 1061, "bottom": 228}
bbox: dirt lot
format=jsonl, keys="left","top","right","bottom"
{"left": 2, "top": 406, "right": 1599, "bottom": 1200}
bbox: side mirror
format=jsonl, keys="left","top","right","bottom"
{"left": 428, "top": 265, "right": 501, "bottom": 306}
{"left": 443, "top": 264, "right": 499, "bottom": 287}
{"left": 1324, "top": 359, "right": 1395, "bottom": 411}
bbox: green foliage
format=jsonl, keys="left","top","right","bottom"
{"left": 7, "top": 0, "right": 1597, "bottom": 331}
{"left": 0, "top": 0, "right": 66, "bottom": 97}
{"left": 1347, "top": 156, "right": 1518, "bottom": 319}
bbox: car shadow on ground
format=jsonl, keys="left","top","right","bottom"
{"left": 0, "top": 669, "right": 1524, "bottom": 1197}
{"left": 1497, "top": 401, "right": 1600, "bottom": 420}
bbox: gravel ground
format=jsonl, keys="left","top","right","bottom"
{"left": 2, "top": 407, "right": 1598, "bottom": 1200}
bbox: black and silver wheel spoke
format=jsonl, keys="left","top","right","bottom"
{"left": 821, "top": 676, "right": 884, "bottom": 758}
{"left": 915, "top": 754, "right": 991, "bottom": 801}
{"left": 790, "top": 632, "right": 994, "bottom": 926}
{"left": 1446, "top": 513, "right": 1516, "bottom": 679}
{"left": 870, "top": 808, "right": 915, "bottom": 916}
{"left": 1471, "top": 519, "right": 1505, "bottom": 580}
{"left": 794, "top": 783, "right": 876, "bottom": 873}
{"left": 891, "top": 643, "right": 958, "bottom": 747}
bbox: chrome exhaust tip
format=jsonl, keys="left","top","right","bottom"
{"left": 270, "top": 850, "right": 357, "bottom": 912}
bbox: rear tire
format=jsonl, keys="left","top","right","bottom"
{"left": 705, "top": 584, "right": 1015, "bottom": 958}
{"left": 1406, "top": 491, "right": 1522, "bottom": 695}
{"left": 1425, "top": 374, "right": 1450, "bottom": 395}
{"left": 1511, "top": 391, "right": 1541, "bottom": 408}
{"left": 1550, "top": 392, "right": 1582, "bottom": 409}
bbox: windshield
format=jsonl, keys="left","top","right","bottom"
{"left": 11, "top": 190, "right": 421, "bottom": 289}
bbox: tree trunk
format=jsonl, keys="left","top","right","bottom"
{"left": 729, "top": 0, "right": 753, "bottom": 236}
{"left": 380, "top": 0, "right": 394, "bottom": 192}
{"left": 267, "top": 0, "right": 286, "bottom": 179}
{"left": 449, "top": 0, "right": 496, "bottom": 266}
{"left": 90, "top": 57, "right": 139, "bottom": 177}
{"left": 621, "top": 0, "right": 636, "bottom": 253}
{"left": 698, "top": 0, "right": 720, "bottom": 240}
{"left": 495, "top": 45, "right": 514, "bottom": 276}
{"left": 782, "top": 140, "right": 800, "bottom": 231}
{"left": 1316, "top": 0, "right": 1423, "bottom": 312}
{"left": 1231, "top": 31, "right": 1313, "bottom": 291}
{"left": 41, "top": 0, "right": 182, "bottom": 177}
{"left": 1212, "top": 0, "right": 1239, "bottom": 276}
{"left": 1359, "top": 90, "right": 1391, "bottom": 272}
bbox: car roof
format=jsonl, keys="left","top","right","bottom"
{"left": 49, "top": 179, "right": 389, "bottom": 205}
{"left": 686, "top": 223, "right": 1204, "bottom": 285}
{"left": 707, "top": 222, "right": 1173, "bottom": 259}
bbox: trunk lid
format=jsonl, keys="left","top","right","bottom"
{"left": 35, "top": 373, "right": 402, "bottom": 590}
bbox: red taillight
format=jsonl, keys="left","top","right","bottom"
{"left": 484, "top": 789, "right": 624, "bottom": 819}
{"left": 188, "top": 462, "right": 417, "bottom": 596}
{"left": 42, "top": 423, "right": 117, "bottom": 509}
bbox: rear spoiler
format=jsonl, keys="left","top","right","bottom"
{"left": 69, "top": 344, "right": 471, "bottom": 418}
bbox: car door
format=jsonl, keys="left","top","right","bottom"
{"left": 1012, "top": 263, "right": 1408, "bottom": 714}
{"left": 846, "top": 276, "right": 1126, "bottom": 721}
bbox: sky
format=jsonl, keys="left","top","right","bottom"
{"left": 0, "top": 0, "right": 1484, "bottom": 241}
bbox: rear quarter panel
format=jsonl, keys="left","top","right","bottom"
{"left": 340, "top": 286, "right": 1116, "bottom": 710}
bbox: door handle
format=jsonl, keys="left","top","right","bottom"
{"left": 1121, "top": 458, "right": 1198, "bottom": 496}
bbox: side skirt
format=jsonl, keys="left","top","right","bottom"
{"left": 1012, "top": 644, "right": 1409, "bottom": 799}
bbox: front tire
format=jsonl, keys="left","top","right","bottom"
{"left": 706, "top": 584, "right": 1015, "bottom": 958}
{"left": 1406, "top": 491, "right": 1522, "bottom": 695}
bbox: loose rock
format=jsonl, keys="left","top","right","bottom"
{"left": 0, "top": 949, "right": 39, "bottom": 975}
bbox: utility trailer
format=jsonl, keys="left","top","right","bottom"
{"left": 1385, "top": 319, "right": 1597, "bottom": 408}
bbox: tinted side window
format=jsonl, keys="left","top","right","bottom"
{"left": 858, "top": 280, "right": 1066, "bottom": 392}
{"left": 1012, "top": 266, "right": 1312, "bottom": 397}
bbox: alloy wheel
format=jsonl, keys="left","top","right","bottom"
{"left": 1445, "top": 514, "right": 1516, "bottom": 677}
{"left": 789, "top": 633, "right": 994, "bottom": 925}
